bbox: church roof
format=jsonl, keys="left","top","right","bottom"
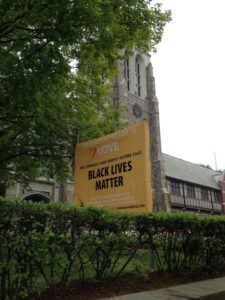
{"left": 163, "top": 153, "right": 221, "bottom": 190}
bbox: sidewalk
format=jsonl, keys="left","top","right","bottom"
{"left": 103, "top": 276, "right": 225, "bottom": 300}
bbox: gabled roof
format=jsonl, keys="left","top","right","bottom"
{"left": 163, "top": 153, "right": 222, "bottom": 190}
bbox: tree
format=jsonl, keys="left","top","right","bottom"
{"left": 0, "top": 0, "right": 171, "bottom": 185}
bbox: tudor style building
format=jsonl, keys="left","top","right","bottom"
{"left": 163, "top": 153, "right": 224, "bottom": 214}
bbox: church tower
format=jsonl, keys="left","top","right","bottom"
{"left": 113, "top": 49, "right": 167, "bottom": 211}
{"left": 4, "top": 49, "right": 168, "bottom": 209}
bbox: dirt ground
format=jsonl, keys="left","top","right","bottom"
{"left": 32, "top": 270, "right": 225, "bottom": 300}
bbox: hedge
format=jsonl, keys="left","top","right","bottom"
{"left": 0, "top": 198, "right": 225, "bottom": 299}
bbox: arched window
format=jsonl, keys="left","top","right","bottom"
{"left": 124, "top": 57, "right": 130, "bottom": 91}
{"left": 23, "top": 193, "right": 50, "bottom": 203}
{"left": 135, "top": 56, "right": 141, "bottom": 97}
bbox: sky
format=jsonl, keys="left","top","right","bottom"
{"left": 151, "top": 0, "right": 225, "bottom": 170}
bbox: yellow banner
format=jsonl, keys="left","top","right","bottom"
{"left": 74, "top": 121, "right": 152, "bottom": 212}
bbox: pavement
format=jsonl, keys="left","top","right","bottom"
{"left": 102, "top": 276, "right": 225, "bottom": 300}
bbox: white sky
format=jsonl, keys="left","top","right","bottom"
{"left": 151, "top": 0, "right": 225, "bottom": 170}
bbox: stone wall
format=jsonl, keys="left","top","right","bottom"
{"left": 5, "top": 179, "right": 74, "bottom": 202}
{"left": 113, "top": 50, "right": 168, "bottom": 211}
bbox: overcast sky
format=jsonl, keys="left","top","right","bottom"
{"left": 151, "top": 0, "right": 225, "bottom": 170}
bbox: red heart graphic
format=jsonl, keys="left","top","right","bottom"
{"left": 89, "top": 147, "right": 96, "bottom": 158}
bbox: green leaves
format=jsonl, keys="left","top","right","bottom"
{"left": 0, "top": 0, "right": 171, "bottom": 184}
{"left": 1, "top": 198, "right": 225, "bottom": 299}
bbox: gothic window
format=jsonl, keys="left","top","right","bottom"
{"left": 124, "top": 50, "right": 130, "bottom": 92}
{"left": 135, "top": 56, "right": 141, "bottom": 97}
{"left": 23, "top": 193, "right": 50, "bottom": 203}
{"left": 124, "top": 59, "right": 130, "bottom": 91}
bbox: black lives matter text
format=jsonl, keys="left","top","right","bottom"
{"left": 88, "top": 161, "right": 133, "bottom": 190}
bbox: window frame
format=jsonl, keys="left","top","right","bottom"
{"left": 124, "top": 58, "right": 130, "bottom": 91}
{"left": 187, "top": 184, "right": 195, "bottom": 198}
{"left": 135, "top": 56, "right": 141, "bottom": 97}
{"left": 201, "top": 188, "right": 209, "bottom": 201}
{"left": 170, "top": 180, "right": 181, "bottom": 196}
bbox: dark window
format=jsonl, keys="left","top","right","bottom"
{"left": 0, "top": 182, "right": 6, "bottom": 197}
{"left": 23, "top": 193, "right": 50, "bottom": 203}
{"left": 187, "top": 184, "right": 195, "bottom": 198}
{"left": 170, "top": 181, "right": 180, "bottom": 196}
{"left": 124, "top": 59, "right": 130, "bottom": 91}
{"left": 136, "top": 57, "right": 141, "bottom": 97}
{"left": 214, "top": 191, "right": 221, "bottom": 203}
{"left": 135, "top": 56, "right": 142, "bottom": 97}
{"left": 201, "top": 188, "right": 209, "bottom": 201}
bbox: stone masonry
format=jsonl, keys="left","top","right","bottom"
{"left": 113, "top": 49, "right": 167, "bottom": 211}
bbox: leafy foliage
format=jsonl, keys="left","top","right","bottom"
{"left": 0, "top": 0, "right": 171, "bottom": 184}
{"left": 0, "top": 198, "right": 225, "bottom": 299}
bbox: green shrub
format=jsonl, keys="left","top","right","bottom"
{"left": 0, "top": 198, "right": 225, "bottom": 299}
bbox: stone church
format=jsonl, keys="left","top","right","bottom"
{"left": 112, "top": 49, "right": 167, "bottom": 211}
{"left": 4, "top": 50, "right": 224, "bottom": 214}
{"left": 4, "top": 49, "right": 167, "bottom": 211}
